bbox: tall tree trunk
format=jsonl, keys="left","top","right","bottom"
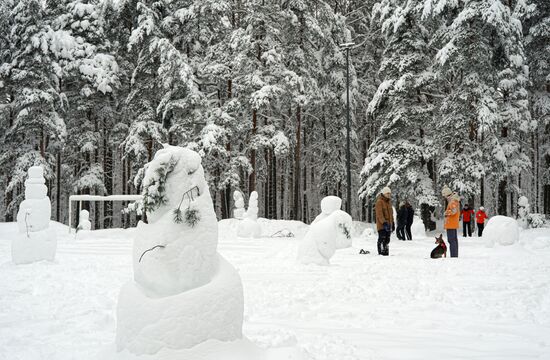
{"left": 294, "top": 106, "right": 302, "bottom": 221}
{"left": 498, "top": 179, "right": 507, "bottom": 215}
{"left": 249, "top": 110, "right": 257, "bottom": 191}
{"left": 56, "top": 151, "right": 62, "bottom": 222}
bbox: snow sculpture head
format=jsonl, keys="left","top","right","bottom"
{"left": 134, "top": 145, "right": 218, "bottom": 297}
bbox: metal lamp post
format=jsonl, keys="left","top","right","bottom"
{"left": 340, "top": 42, "right": 355, "bottom": 215}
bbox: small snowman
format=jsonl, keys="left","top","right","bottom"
{"left": 233, "top": 191, "right": 245, "bottom": 219}
{"left": 12, "top": 166, "right": 56, "bottom": 264}
{"left": 237, "top": 191, "right": 262, "bottom": 238}
{"left": 77, "top": 210, "right": 92, "bottom": 232}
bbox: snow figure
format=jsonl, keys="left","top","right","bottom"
{"left": 116, "top": 145, "right": 244, "bottom": 355}
{"left": 77, "top": 210, "right": 91, "bottom": 231}
{"left": 11, "top": 166, "right": 56, "bottom": 264}
{"left": 233, "top": 191, "right": 245, "bottom": 219}
{"left": 237, "top": 191, "right": 262, "bottom": 238}
{"left": 298, "top": 210, "right": 353, "bottom": 265}
{"left": 483, "top": 216, "right": 520, "bottom": 247}
{"left": 247, "top": 191, "right": 259, "bottom": 220}
{"left": 411, "top": 215, "right": 426, "bottom": 238}
{"left": 517, "top": 196, "right": 530, "bottom": 229}
{"left": 312, "top": 196, "right": 352, "bottom": 249}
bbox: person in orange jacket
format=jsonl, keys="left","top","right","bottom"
{"left": 475, "top": 206, "right": 488, "bottom": 237}
{"left": 461, "top": 204, "right": 475, "bottom": 237}
{"left": 442, "top": 186, "right": 460, "bottom": 257}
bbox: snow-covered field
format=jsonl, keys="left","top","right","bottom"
{"left": 1, "top": 219, "right": 550, "bottom": 360}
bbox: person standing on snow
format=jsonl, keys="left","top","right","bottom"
{"left": 475, "top": 206, "right": 488, "bottom": 237}
{"left": 442, "top": 186, "right": 460, "bottom": 257}
{"left": 461, "top": 204, "right": 474, "bottom": 237}
{"left": 396, "top": 201, "right": 407, "bottom": 241}
{"left": 375, "top": 187, "right": 395, "bottom": 256}
{"left": 405, "top": 201, "right": 414, "bottom": 240}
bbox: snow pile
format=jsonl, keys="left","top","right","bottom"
{"left": 116, "top": 145, "right": 244, "bottom": 355}
{"left": 411, "top": 215, "right": 426, "bottom": 238}
{"left": 11, "top": 166, "right": 56, "bottom": 265}
{"left": 361, "top": 226, "right": 377, "bottom": 241}
{"left": 77, "top": 210, "right": 91, "bottom": 231}
{"left": 483, "top": 215, "right": 520, "bottom": 247}
{"left": 233, "top": 191, "right": 245, "bottom": 219}
{"left": 517, "top": 196, "right": 548, "bottom": 229}
{"left": 312, "top": 196, "right": 353, "bottom": 249}
{"left": 237, "top": 191, "right": 262, "bottom": 238}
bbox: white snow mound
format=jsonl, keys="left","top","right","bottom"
{"left": 411, "top": 215, "right": 426, "bottom": 238}
{"left": 483, "top": 215, "right": 520, "bottom": 247}
{"left": 116, "top": 255, "right": 243, "bottom": 355}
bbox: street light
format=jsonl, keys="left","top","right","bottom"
{"left": 340, "top": 42, "right": 355, "bottom": 215}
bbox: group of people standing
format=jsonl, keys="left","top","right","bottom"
{"left": 374, "top": 186, "right": 490, "bottom": 257}
{"left": 396, "top": 201, "right": 414, "bottom": 241}
{"left": 460, "top": 203, "right": 488, "bottom": 237}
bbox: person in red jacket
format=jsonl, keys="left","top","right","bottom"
{"left": 461, "top": 204, "right": 474, "bottom": 237}
{"left": 476, "top": 206, "right": 488, "bottom": 237}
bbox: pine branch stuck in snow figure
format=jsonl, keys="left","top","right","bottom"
{"left": 184, "top": 207, "right": 201, "bottom": 227}
{"left": 141, "top": 156, "right": 178, "bottom": 215}
{"left": 173, "top": 186, "right": 201, "bottom": 226}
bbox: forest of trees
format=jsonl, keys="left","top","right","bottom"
{"left": 0, "top": 0, "right": 549, "bottom": 229}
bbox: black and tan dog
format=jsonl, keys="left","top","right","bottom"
{"left": 430, "top": 234, "right": 447, "bottom": 259}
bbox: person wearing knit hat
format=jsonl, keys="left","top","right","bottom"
{"left": 375, "top": 186, "right": 394, "bottom": 256}
{"left": 475, "top": 206, "right": 488, "bottom": 237}
{"left": 442, "top": 186, "right": 460, "bottom": 257}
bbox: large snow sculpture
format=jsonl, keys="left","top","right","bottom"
{"left": 298, "top": 200, "right": 353, "bottom": 266}
{"left": 483, "top": 215, "right": 520, "bottom": 247}
{"left": 233, "top": 191, "right": 245, "bottom": 219}
{"left": 116, "top": 145, "right": 244, "bottom": 355}
{"left": 312, "top": 196, "right": 352, "bottom": 249}
{"left": 237, "top": 191, "right": 262, "bottom": 238}
{"left": 11, "top": 166, "right": 56, "bottom": 265}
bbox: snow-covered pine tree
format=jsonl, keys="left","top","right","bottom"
{"left": 524, "top": 0, "right": 550, "bottom": 214}
{"left": 54, "top": 0, "right": 121, "bottom": 226}
{"left": 359, "top": 0, "right": 437, "bottom": 207}
{"left": 427, "top": 0, "right": 531, "bottom": 214}
{"left": 0, "top": 0, "right": 67, "bottom": 216}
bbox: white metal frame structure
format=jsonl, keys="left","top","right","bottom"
{"left": 68, "top": 194, "right": 143, "bottom": 233}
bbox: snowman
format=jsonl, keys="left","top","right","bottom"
{"left": 12, "top": 166, "right": 57, "bottom": 264}
{"left": 233, "top": 191, "right": 245, "bottom": 219}
{"left": 77, "top": 210, "right": 92, "bottom": 231}
{"left": 237, "top": 191, "right": 262, "bottom": 238}
{"left": 116, "top": 145, "right": 244, "bottom": 355}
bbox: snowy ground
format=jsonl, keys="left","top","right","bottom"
{"left": 1, "top": 219, "right": 550, "bottom": 360}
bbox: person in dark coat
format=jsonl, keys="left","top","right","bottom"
{"left": 405, "top": 201, "right": 414, "bottom": 240}
{"left": 396, "top": 201, "right": 407, "bottom": 241}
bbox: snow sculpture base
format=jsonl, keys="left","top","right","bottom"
{"left": 298, "top": 216, "right": 339, "bottom": 266}
{"left": 237, "top": 218, "right": 262, "bottom": 238}
{"left": 116, "top": 255, "right": 244, "bottom": 355}
{"left": 483, "top": 216, "right": 520, "bottom": 247}
{"left": 11, "top": 227, "right": 57, "bottom": 265}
